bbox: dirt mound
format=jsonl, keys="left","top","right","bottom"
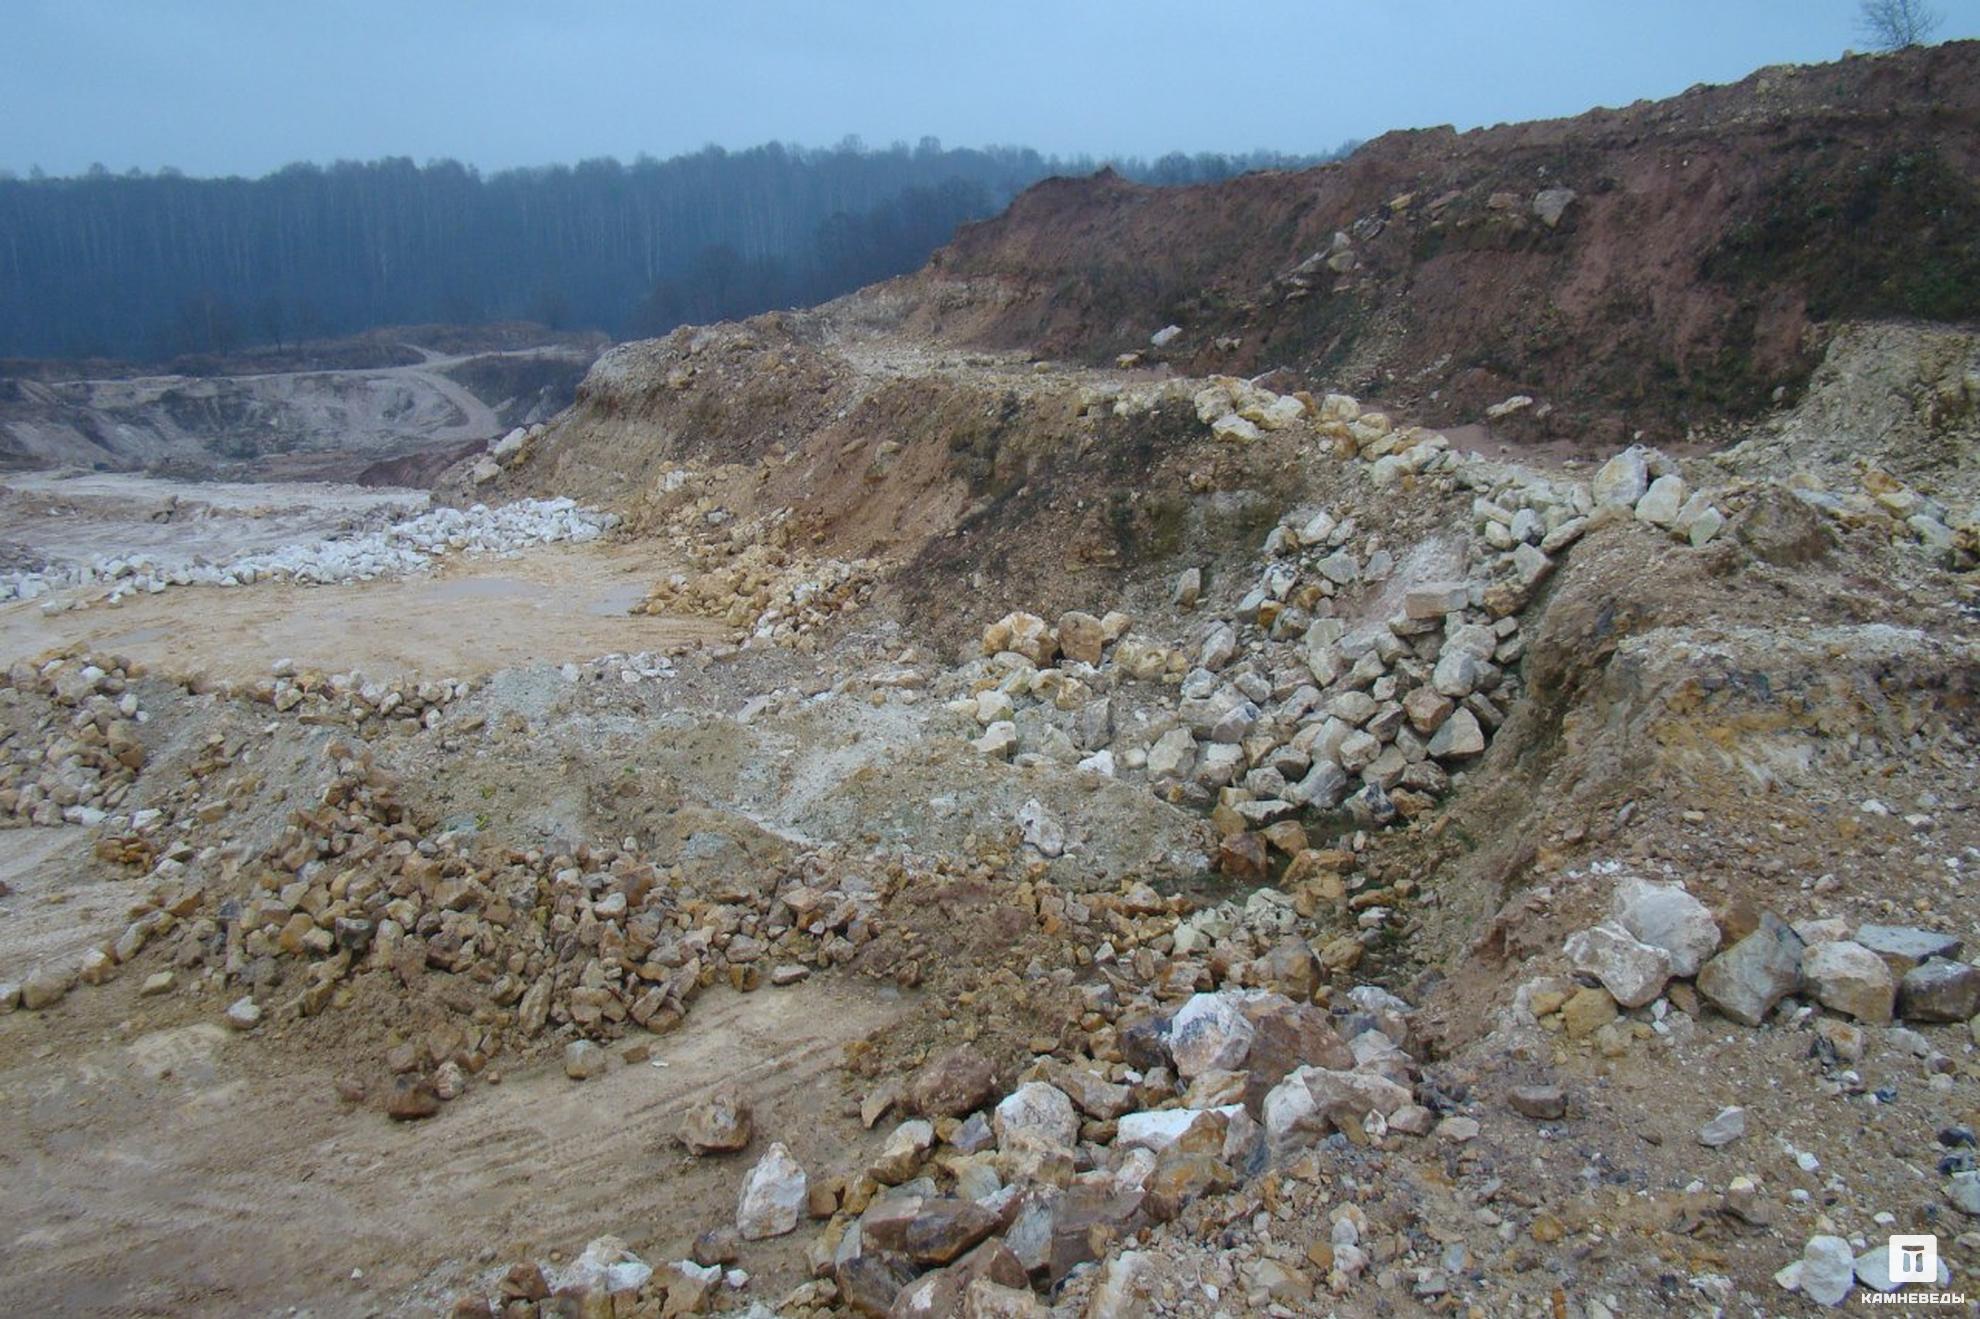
{"left": 877, "top": 41, "right": 1980, "bottom": 445}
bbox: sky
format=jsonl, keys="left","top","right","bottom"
{"left": 4, "top": 0, "right": 1977, "bottom": 178}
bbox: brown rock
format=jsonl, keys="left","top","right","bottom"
{"left": 861, "top": 1079, "right": 902, "bottom": 1129}
{"left": 1216, "top": 832, "right": 1271, "bottom": 883}
{"left": 500, "top": 1263, "right": 550, "bottom": 1302}
{"left": 949, "top": 1239, "right": 1029, "bottom": 1292}
{"left": 1899, "top": 958, "right": 1980, "bottom": 1023}
{"left": 386, "top": 1077, "right": 441, "bottom": 1121}
{"left": 808, "top": 1177, "right": 843, "bottom": 1218}
{"left": 1056, "top": 612, "right": 1106, "bottom": 666}
{"left": 837, "top": 1252, "right": 916, "bottom": 1317}
{"left": 1560, "top": 986, "right": 1618, "bottom": 1038}
{"left": 1262, "top": 820, "right": 1309, "bottom": 855}
{"left": 691, "top": 1226, "right": 740, "bottom": 1266}
{"left": 960, "top": 1278, "right": 1047, "bottom": 1317}
{"left": 1042, "top": 1186, "right": 1151, "bottom": 1283}
{"left": 1037, "top": 1060, "right": 1132, "bottom": 1120}
{"left": 1144, "top": 1149, "right": 1236, "bottom": 1222}
{"left": 679, "top": 1088, "right": 752, "bottom": 1155}
{"left": 908, "top": 1046, "right": 997, "bottom": 1118}
{"left": 1508, "top": 1084, "right": 1567, "bottom": 1120}
{"left": 1316, "top": 935, "right": 1363, "bottom": 973}
{"left": 859, "top": 1194, "right": 929, "bottom": 1253}
{"left": 903, "top": 1198, "right": 1002, "bottom": 1265}
{"left": 1243, "top": 1002, "right": 1354, "bottom": 1114}
{"left": 1256, "top": 937, "right": 1322, "bottom": 999}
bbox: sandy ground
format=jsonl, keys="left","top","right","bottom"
{"left": 0, "top": 541, "right": 723, "bottom": 681}
{"left": 0, "top": 971, "right": 904, "bottom": 1317}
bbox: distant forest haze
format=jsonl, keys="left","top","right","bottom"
{"left": 0, "top": 141, "right": 1327, "bottom": 362}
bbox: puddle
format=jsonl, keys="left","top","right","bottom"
{"left": 588, "top": 580, "right": 648, "bottom": 616}
{"left": 102, "top": 625, "right": 171, "bottom": 647}
{"left": 424, "top": 576, "right": 543, "bottom": 604}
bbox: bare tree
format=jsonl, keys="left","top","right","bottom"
{"left": 1858, "top": 0, "right": 1943, "bottom": 49}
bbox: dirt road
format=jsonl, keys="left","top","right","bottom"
{"left": 0, "top": 973, "right": 903, "bottom": 1316}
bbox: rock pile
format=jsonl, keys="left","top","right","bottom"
{"left": 963, "top": 548, "right": 1519, "bottom": 864}
{"left": 1790, "top": 463, "right": 1978, "bottom": 568}
{"left": 2, "top": 498, "right": 618, "bottom": 606}
{"left": 222, "top": 658, "right": 477, "bottom": 732}
{"left": 0, "top": 652, "right": 149, "bottom": 827}
{"left": 696, "top": 979, "right": 1437, "bottom": 1315}
{"left": 38, "top": 740, "right": 908, "bottom": 1106}
{"left": 635, "top": 498, "right": 878, "bottom": 648}
{"left": 944, "top": 388, "right": 1752, "bottom": 888}
{"left": 1551, "top": 879, "right": 1976, "bottom": 1043}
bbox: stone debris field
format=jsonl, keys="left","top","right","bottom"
{"left": 2, "top": 49, "right": 1980, "bottom": 1319}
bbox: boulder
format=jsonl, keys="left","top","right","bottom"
{"left": 1404, "top": 583, "right": 1468, "bottom": 619}
{"left": 1212, "top": 414, "right": 1262, "bottom": 443}
{"left": 1036, "top": 1061, "right": 1131, "bottom": 1120}
{"left": 975, "top": 721, "right": 1018, "bottom": 760}
{"left": 1145, "top": 728, "right": 1197, "bottom": 782}
{"left": 992, "top": 1082, "right": 1078, "bottom": 1151}
{"left": 907, "top": 1047, "right": 997, "bottom": 1118}
{"left": 1426, "top": 707, "right": 1484, "bottom": 758}
{"left": 1801, "top": 940, "right": 1895, "bottom": 1024}
{"left": 982, "top": 612, "right": 1058, "bottom": 666}
{"left": 1855, "top": 1240, "right": 1949, "bottom": 1293}
{"left": 1056, "top": 612, "right": 1105, "bottom": 666}
{"left": 1563, "top": 920, "right": 1672, "bottom": 1008}
{"left": 1532, "top": 188, "right": 1577, "bottom": 228}
{"left": 736, "top": 1142, "right": 808, "bottom": 1239}
{"left": 870, "top": 1118, "right": 936, "bottom": 1186}
{"left": 1612, "top": 878, "right": 1720, "bottom": 977}
{"left": 1899, "top": 958, "right": 1980, "bottom": 1023}
{"left": 1794, "top": 1235, "right": 1856, "bottom": 1307}
{"left": 1016, "top": 799, "right": 1064, "bottom": 858}
{"left": 1855, "top": 924, "right": 1962, "bottom": 975}
{"left": 563, "top": 1039, "right": 607, "bottom": 1079}
{"left": 1508, "top": 1085, "right": 1566, "bottom": 1120}
{"left": 1198, "top": 625, "right": 1237, "bottom": 672}
{"left": 1285, "top": 759, "right": 1347, "bottom": 809}
{"left": 1634, "top": 474, "right": 1687, "bottom": 527}
{"left": 1263, "top": 1066, "right": 1412, "bottom": 1150}
{"left": 1697, "top": 913, "right": 1803, "bottom": 1026}
{"left": 902, "top": 1198, "right": 1002, "bottom": 1266}
{"left": 1697, "top": 1107, "right": 1746, "bottom": 1148}
{"left": 1167, "top": 992, "right": 1255, "bottom": 1079}
{"left": 1116, "top": 1107, "right": 1236, "bottom": 1153}
{"left": 19, "top": 965, "right": 73, "bottom": 1011}
{"left": 386, "top": 1077, "right": 441, "bottom": 1121}
{"left": 1592, "top": 448, "right": 1650, "bottom": 507}
{"left": 680, "top": 1088, "right": 753, "bottom": 1155}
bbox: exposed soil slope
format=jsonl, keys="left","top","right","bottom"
{"left": 886, "top": 41, "right": 1980, "bottom": 444}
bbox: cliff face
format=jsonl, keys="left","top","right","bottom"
{"left": 886, "top": 41, "right": 1980, "bottom": 443}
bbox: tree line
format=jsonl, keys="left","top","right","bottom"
{"left": 0, "top": 140, "right": 1340, "bottom": 361}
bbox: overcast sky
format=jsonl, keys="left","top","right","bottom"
{"left": 5, "top": 1, "right": 1976, "bottom": 177}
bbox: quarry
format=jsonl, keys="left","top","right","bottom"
{"left": 0, "top": 38, "right": 1977, "bottom": 1319}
